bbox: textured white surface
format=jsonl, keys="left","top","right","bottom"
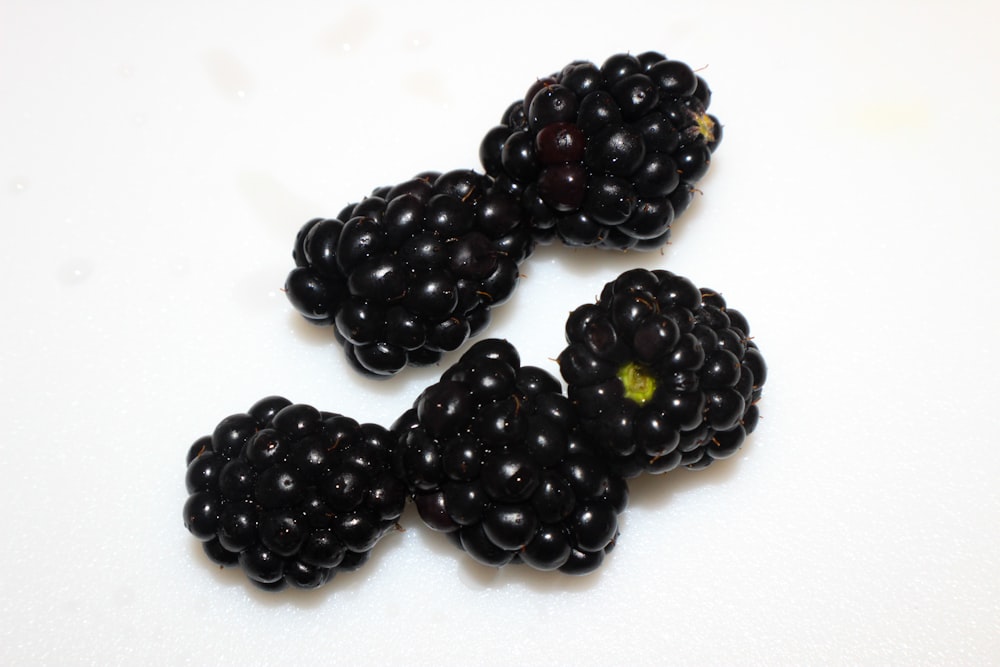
{"left": 2, "top": 1, "right": 999, "bottom": 664}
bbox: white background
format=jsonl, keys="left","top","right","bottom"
{"left": 2, "top": 1, "right": 998, "bottom": 664}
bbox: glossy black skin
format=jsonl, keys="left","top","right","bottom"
{"left": 182, "top": 396, "right": 407, "bottom": 591}
{"left": 557, "top": 269, "right": 767, "bottom": 477}
{"left": 284, "top": 171, "right": 534, "bottom": 378}
{"left": 480, "top": 51, "right": 722, "bottom": 251}
{"left": 393, "top": 339, "right": 628, "bottom": 575}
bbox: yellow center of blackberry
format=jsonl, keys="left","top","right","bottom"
{"left": 695, "top": 113, "right": 716, "bottom": 143}
{"left": 617, "top": 362, "right": 657, "bottom": 406}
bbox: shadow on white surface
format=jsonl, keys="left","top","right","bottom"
{"left": 285, "top": 310, "right": 340, "bottom": 348}
{"left": 186, "top": 522, "right": 410, "bottom": 608}
{"left": 627, "top": 454, "right": 742, "bottom": 511}
{"left": 409, "top": 509, "right": 613, "bottom": 595}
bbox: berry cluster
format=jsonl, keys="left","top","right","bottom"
{"left": 183, "top": 396, "right": 406, "bottom": 591}
{"left": 184, "top": 276, "right": 766, "bottom": 589}
{"left": 393, "top": 339, "right": 628, "bottom": 574}
{"left": 285, "top": 171, "right": 532, "bottom": 377}
{"left": 184, "top": 53, "right": 769, "bottom": 593}
{"left": 481, "top": 52, "right": 721, "bottom": 250}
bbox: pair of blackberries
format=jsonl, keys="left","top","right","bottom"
{"left": 283, "top": 52, "right": 722, "bottom": 378}
{"left": 182, "top": 338, "right": 627, "bottom": 588}
{"left": 383, "top": 270, "right": 767, "bottom": 577}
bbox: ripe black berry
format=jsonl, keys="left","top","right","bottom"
{"left": 557, "top": 269, "right": 767, "bottom": 477}
{"left": 393, "top": 339, "right": 628, "bottom": 574}
{"left": 182, "top": 397, "right": 406, "bottom": 591}
{"left": 481, "top": 52, "right": 722, "bottom": 251}
{"left": 285, "top": 171, "right": 534, "bottom": 378}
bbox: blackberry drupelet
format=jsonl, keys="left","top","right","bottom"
{"left": 285, "top": 170, "right": 533, "bottom": 378}
{"left": 393, "top": 339, "right": 628, "bottom": 575}
{"left": 182, "top": 396, "right": 406, "bottom": 591}
{"left": 557, "top": 269, "right": 766, "bottom": 478}
{"left": 480, "top": 51, "right": 722, "bottom": 251}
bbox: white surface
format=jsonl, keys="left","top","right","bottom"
{"left": 2, "top": 1, "right": 998, "bottom": 665}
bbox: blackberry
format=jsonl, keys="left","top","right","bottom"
{"left": 285, "top": 170, "right": 533, "bottom": 378}
{"left": 182, "top": 396, "right": 406, "bottom": 591}
{"left": 557, "top": 269, "right": 766, "bottom": 478}
{"left": 393, "top": 339, "right": 628, "bottom": 575}
{"left": 480, "top": 51, "right": 722, "bottom": 251}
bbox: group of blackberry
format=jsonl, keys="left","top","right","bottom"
{"left": 183, "top": 52, "right": 768, "bottom": 591}
{"left": 284, "top": 50, "right": 721, "bottom": 378}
